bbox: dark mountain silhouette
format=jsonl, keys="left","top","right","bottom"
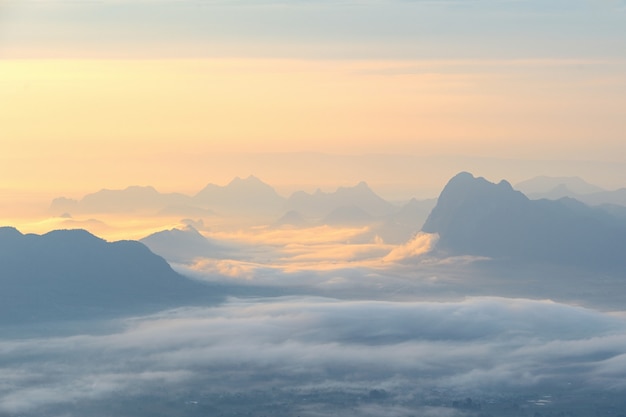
{"left": 140, "top": 226, "right": 227, "bottom": 263}
{"left": 286, "top": 181, "right": 396, "bottom": 219}
{"left": 194, "top": 175, "right": 285, "bottom": 216}
{"left": 422, "top": 172, "right": 626, "bottom": 271}
{"left": 49, "top": 186, "right": 192, "bottom": 215}
{"left": 0, "top": 227, "right": 216, "bottom": 324}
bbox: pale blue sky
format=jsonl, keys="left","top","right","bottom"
{"left": 2, "top": 0, "right": 626, "bottom": 59}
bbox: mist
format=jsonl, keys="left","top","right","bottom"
{"left": 2, "top": 172, "right": 626, "bottom": 416}
{"left": 2, "top": 297, "right": 626, "bottom": 416}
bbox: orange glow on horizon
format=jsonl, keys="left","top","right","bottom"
{"left": 2, "top": 58, "right": 625, "bottom": 196}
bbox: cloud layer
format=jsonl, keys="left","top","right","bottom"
{"left": 2, "top": 296, "right": 625, "bottom": 414}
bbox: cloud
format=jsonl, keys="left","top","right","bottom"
{"left": 186, "top": 258, "right": 261, "bottom": 280}
{"left": 209, "top": 224, "right": 371, "bottom": 247}
{"left": 171, "top": 224, "right": 396, "bottom": 283}
{"left": 1, "top": 296, "right": 625, "bottom": 414}
{"left": 383, "top": 232, "right": 437, "bottom": 262}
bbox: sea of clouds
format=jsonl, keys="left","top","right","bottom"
{"left": 2, "top": 296, "right": 626, "bottom": 414}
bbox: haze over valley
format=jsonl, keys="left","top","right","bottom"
{"left": 2, "top": 172, "right": 626, "bottom": 416}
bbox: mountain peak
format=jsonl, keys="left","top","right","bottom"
{"left": 195, "top": 175, "right": 284, "bottom": 215}
{"left": 227, "top": 175, "right": 264, "bottom": 187}
{"left": 0, "top": 226, "right": 23, "bottom": 238}
{"left": 286, "top": 181, "right": 395, "bottom": 218}
{"left": 422, "top": 172, "right": 626, "bottom": 269}
{"left": 124, "top": 185, "right": 159, "bottom": 194}
{"left": 41, "top": 228, "right": 107, "bottom": 245}
{"left": 427, "top": 173, "right": 526, "bottom": 219}
{"left": 498, "top": 179, "right": 513, "bottom": 190}
{"left": 422, "top": 172, "right": 532, "bottom": 252}
{"left": 450, "top": 171, "right": 474, "bottom": 181}
{"left": 0, "top": 228, "right": 212, "bottom": 324}
{"left": 337, "top": 181, "right": 372, "bottom": 193}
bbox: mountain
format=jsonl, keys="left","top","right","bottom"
{"left": 322, "top": 205, "right": 374, "bottom": 226}
{"left": 515, "top": 175, "right": 605, "bottom": 196}
{"left": 515, "top": 177, "right": 626, "bottom": 208}
{"left": 273, "top": 210, "right": 308, "bottom": 228}
{"left": 422, "top": 172, "right": 626, "bottom": 271}
{"left": 49, "top": 176, "right": 285, "bottom": 217}
{"left": 49, "top": 186, "right": 192, "bottom": 215}
{"left": 140, "top": 226, "right": 226, "bottom": 263}
{"left": 194, "top": 175, "right": 285, "bottom": 216}
{"left": 573, "top": 188, "right": 626, "bottom": 207}
{"left": 285, "top": 181, "right": 396, "bottom": 219}
{"left": 373, "top": 198, "right": 437, "bottom": 244}
{"left": 0, "top": 227, "right": 215, "bottom": 324}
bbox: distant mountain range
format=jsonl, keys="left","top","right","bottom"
{"left": 49, "top": 176, "right": 282, "bottom": 217}
{"left": 0, "top": 227, "right": 216, "bottom": 324}
{"left": 49, "top": 177, "right": 398, "bottom": 220}
{"left": 194, "top": 175, "right": 286, "bottom": 216}
{"left": 48, "top": 177, "right": 438, "bottom": 238}
{"left": 515, "top": 175, "right": 626, "bottom": 207}
{"left": 515, "top": 175, "right": 605, "bottom": 196}
{"left": 285, "top": 181, "right": 396, "bottom": 219}
{"left": 423, "top": 172, "right": 626, "bottom": 271}
{"left": 6, "top": 172, "right": 626, "bottom": 330}
{"left": 50, "top": 186, "right": 191, "bottom": 215}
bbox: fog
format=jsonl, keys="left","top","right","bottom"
{"left": 2, "top": 296, "right": 626, "bottom": 415}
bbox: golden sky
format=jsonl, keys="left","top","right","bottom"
{"left": 1, "top": 0, "right": 626, "bottom": 198}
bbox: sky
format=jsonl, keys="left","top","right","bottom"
{"left": 1, "top": 0, "right": 626, "bottom": 199}
{"left": 2, "top": 4, "right": 626, "bottom": 412}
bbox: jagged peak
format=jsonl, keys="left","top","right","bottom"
{"left": 441, "top": 172, "right": 516, "bottom": 195}
{"left": 337, "top": 181, "right": 374, "bottom": 194}
{"left": 124, "top": 185, "right": 159, "bottom": 193}
{"left": 228, "top": 175, "right": 265, "bottom": 186}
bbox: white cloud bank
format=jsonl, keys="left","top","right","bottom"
{"left": 1, "top": 296, "right": 625, "bottom": 414}
{"left": 383, "top": 232, "right": 437, "bottom": 262}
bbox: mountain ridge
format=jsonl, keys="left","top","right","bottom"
{"left": 0, "top": 227, "right": 216, "bottom": 324}
{"left": 422, "top": 172, "right": 626, "bottom": 271}
{"left": 285, "top": 181, "right": 396, "bottom": 219}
